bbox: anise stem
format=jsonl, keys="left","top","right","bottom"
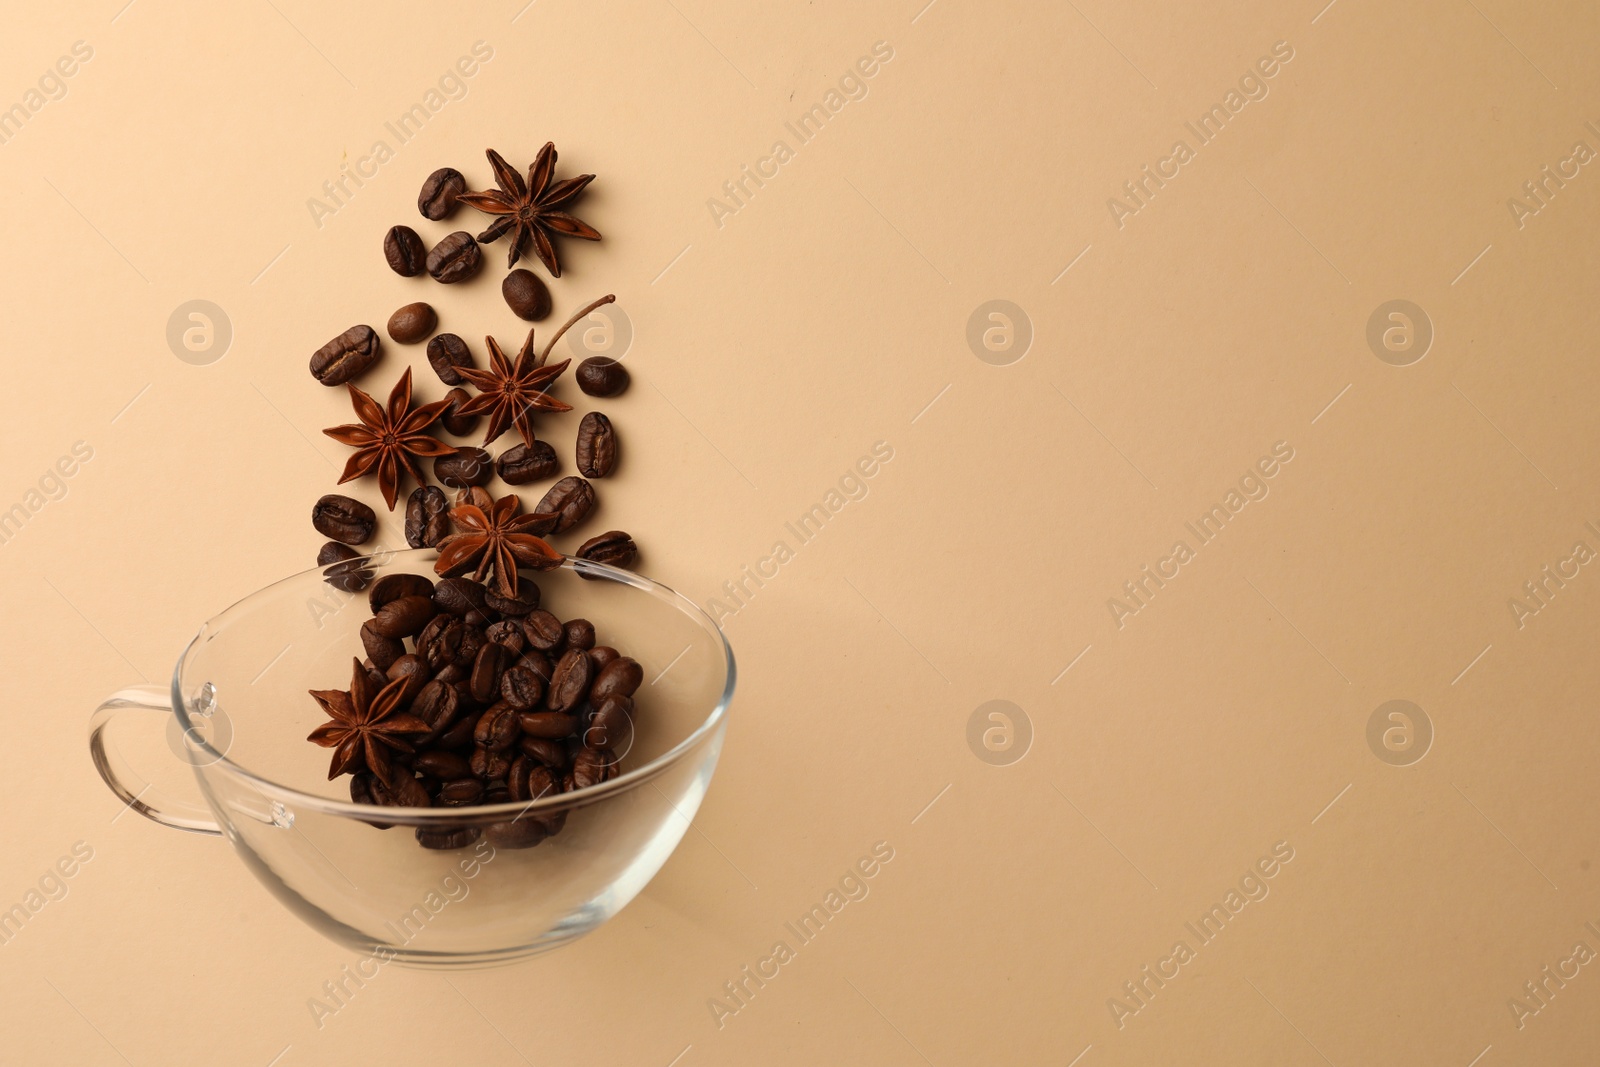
{"left": 537, "top": 294, "right": 617, "bottom": 366}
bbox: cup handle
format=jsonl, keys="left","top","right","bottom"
{"left": 88, "top": 685, "right": 223, "bottom": 836}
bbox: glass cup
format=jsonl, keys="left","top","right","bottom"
{"left": 88, "top": 549, "right": 734, "bottom": 968}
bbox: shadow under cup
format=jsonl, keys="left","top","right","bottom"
{"left": 97, "top": 550, "right": 733, "bottom": 968}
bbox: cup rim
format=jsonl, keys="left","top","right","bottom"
{"left": 170, "top": 549, "right": 735, "bottom": 824}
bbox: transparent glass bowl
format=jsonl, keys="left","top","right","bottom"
{"left": 88, "top": 550, "right": 734, "bottom": 967}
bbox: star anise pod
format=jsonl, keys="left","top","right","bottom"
{"left": 435, "top": 494, "right": 563, "bottom": 597}
{"left": 306, "top": 658, "right": 429, "bottom": 786}
{"left": 459, "top": 144, "right": 600, "bottom": 274}
{"left": 324, "top": 367, "right": 455, "bottom": 509}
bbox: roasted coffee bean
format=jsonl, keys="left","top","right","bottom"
{"left": 435, "top": 577, "right": 488, "bottom": 616}
{"left": 405, "top": 485, "right": 450, "bottom": 548}
{"left": 361, "top": 619, "right": 405, "bottom": 672}
{"left": 366, "top": 664, "right": 391, "bottom": 692}
{"left": 502, "top": 268, "right": 552, "bottom": 321}
{"left": 318, "top": 542, "right": 371, "bottom": 592}
{"left": 385, "top": 654, "right": 430, "bottom": 705}
{"left": 310, "top": 325, "right": 380, "bottom": 386}
{"left": 518, "top": 711, "right": 579, "bottom": 739}
{"left": 587, "top": 645, "right": 619, "bottom": 671}
{"left": 485, "top": 620, "right": 525, "bottom": 653}
{"left": 518, "top": 650, "right": 554, "bottom": 685}
{"left": 437, "top": 713, "right": 477, "bottom": 753}
{"left": 426, "top": 333, "right": 476, "bottom": 387}
{"left": 434, "top": 662, "right": 468, "bottom": 686}
{"left": 437, "top": 778, "right": 484, "bottom": 806}
{"left": 575, "top": 530, "right": 636, "bottom": 574}
{"left": 455, "top": 625, "right": 486, "bottom": 668}
{"left": 462, "top": 609, "right": 493, "bottom": 631}
{"left": 383, "top": 225, "right": 427, "bottom": 276}
{"left": 416, "top": 614, "right": 464, "bottom": 671}
{"left": 500, "top": 666, "right": 544, "bottom": 710}
{"left": 486, "top": 817, "right": 548, "bottom": 849}
{"left": 470, "top": 746, "right": 512, "bottom": 779}
{"left": 473, "top": 702, "right": 521, "bottom": 751}
{"left": 312, "top": 494, "right": 377, "bottom": 545}
{"left": 495, "top": 440, "right": 558, "bottom": 485}
{"left": 416, "top": 825, "right": 481, "bottom": 850}
{"left": 576, "top": 356, "right": 629, "bottom": 397}
{"left": 484, "top": 583, "right": 540, "bottom": 617}
{"left": 387, "top": 301, "right": 437, "bottom": 344}
{"left": 569, "top": 747, "right": 616, "bottom": 790}
{"left": 547, "top": 649, "right": 593, "bottom": 713}
{"left": 456, "top": 486, "right": 494, "bottom": 512}
{"left": 509, "top": 761, "right": 559, "bottom": 804}
{"left": 520, "top": 610, "right": 566, "bottom": 652}
{"left": 373, "top": 595, "right": 437, "bottom": 638}
{"left": 413, "top": 750, "right": 472, "bottom": 781}
{"left": 470, "top": 642, "right": 511, "bottom": 704}
{"left": 435, "top": 447, "right": 493, "bottom": 488}
{"left": 411, "top": 680, "right": 462, "bottom": 745}
{"left": 349, "top": 773, "right": 396, "bottom": 828}
{"left": 591, "top": 657, "right": 643, "bottom": 702}
{"left": 369, "top": 572, "right": 435, "bottom": 613}
{"left": 518, "top": 736, "right": 568, "bottom": 767}
{"left": 439, "top": 387, "right": 479, "bottom": 437}
{"left": 564, "top": 619, "right": 596, "bottom": 651}
{"left": 575, "top": 412, "right": 617, "bottom": 478}
{"left": 426, "top": 231, "right": 482, "bottom": 283}
{"left": 418, "top": 167, "right": 467, "bottom": 220}
{"left": 378, "top": 773, "right": 434, "bottom": 808}
{"left": 585, "top": 695, "right": 633, "bottom": 750}
{"left": 535, "top": 476, "right": 596, "bottom": 534}
{"left": 482, "top": 779, "right": 511, "bottom": 804}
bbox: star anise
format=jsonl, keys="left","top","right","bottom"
{"left": 459, "top": 144, "right": 600, "bottom": 274}
{"left": 435, "top": 494, "right": 563, "bottom": 597}
{"left": 307, "top": 658, "right": 429, "bottom": 785}
{"left": 324, "top": 367, "right": 455, "bottom": 509}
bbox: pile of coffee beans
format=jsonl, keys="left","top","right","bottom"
{"left": 326, "top": 570, "right": 639, "bottom": 850}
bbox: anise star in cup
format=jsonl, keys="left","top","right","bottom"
{"left": 307, "top": 658, "right": 429, "bottom": 786}
{"left": 459, "top": 144, "right": 600, "bottom": 274}
{"left": 454, "top": 328, "right": 572, "bottom": 447}
{"left": 435, "top": 493, "right": 563, "bottom": 598}
{"left": 324, "top": 367, "right": 455, "bottom": 509}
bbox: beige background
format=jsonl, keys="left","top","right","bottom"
{"left": 2, "top": 0, "right": 1598, "bottom": 1063}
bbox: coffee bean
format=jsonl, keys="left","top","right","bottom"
{"left": 591, "top": 657, "right": 642, "bottom": 702}
{"left": 434, "top": 663, "right": 468, "bottom": 686}
{"left": 587, "top": 645, "right": 619, "bottom": 671}
{"left": 473, "top": 702, "right": 521, "bottom": 750}
{"left": 564, "top": 619, "right": 596, "bottom": 651}
{"left": 437, "top": 777, "right": 484, "bottom": 806}
{"left": 517, "top": 711, "right": 579, "bottom": 738}
{"left": 509, "top": 761, "right": 558, "bottom": 804}
{"left": 470, "top": 746, "right": 513, "bottom": 780}
{"left": 416, "top": 826, "right": 481, "bottom": 850}
{"left": 361, "top": 618, "right": 405, "bottom": 672}
{"left": 495, "top": 441, "right": 558, "bottom": 485}
{"left": 384, "top": 225, "right": 427, "bottom": 276}
{"left": 385, "top": 653, "right": 430, "bottom": 704}
{"left": 413, "top": 750, "right": 472, "bottom": 781}
{"left": 485, "top": 620, "right": 526, "bottom": 653}
{"left": 518, "top": 650, "right": 554, "bottom": 685}
{"left": 349, "top": 773, "right": 396, "bottom": 828}
{"left": 470, "top": 642, "right": 511, "bottom": 704}
{"left": 438, "top": 388, "right": 479, "bottom": 437}
{"left": 518, "top": 736, "right": 568, "bottom": 767}
{"left": 405, "top": 485, "right": 450, "bottom": 548}
{"left": 502, "top": 269, "right": 552, "bottom": 321}
{"left": 548, "top": 649, "right": 593, "bottom": 712}
{"left": 373, "top": 595, "right": 437, "bottom": 638}
{"left": 456, "top": 486, "right": 494, "bottom": 512}
{"left": 435, "top": 448, "right": 492, "bottom": 488}
{"left": 378, "top": 773, "right": 434, "bottom": 808}
{"left": 426, "top": 333, "right": 476, "bottom": 386}
{"left": 486, "top": 815, "right": 549, "bottom": 849}
{"left": 310, "top": 325, "right": 381, "bottom": 386}
{"left": 426, "top": 231, "right": 482, "bottom": 283}
{"left": 520, "top": 610, "right": 566, "bottom": 652}
{"left": 535, "top": 476, "right": 595, "bottom": 533}
{"left": 484, "top": 582, "right": 540, "bottom": 617}
{"left": 585, "top": 695, "right": 633, "bottom": 750}
{"left": 387, "top": 301, "right": 437, "bottom": 344}
{"left": 454, "top": 625, "right": 486, "bottom": 668}
{"left": 435, "top": 578, "right": 488, "bottom": 616}
{"left": 369, "top": 572, "right": 435, "bottom": 614}
{"left": 416, "top": 615, "right": 464, "bottom": 671}
{"left": 317, "top": 542, "right": 371, "bottom": 592}
{"left": 569, "top": 747, "right": 616, "bottom": 790}
{"left": 576, "top": 356, "right": 629, "bottom": 397}
{"left": 312, "top": 494, "right": 377, "bottom": 545}
{"left": 411, "top": 680, "right": 462, "bottom": 745}
{"left": 575, "top": 530, "right": 636, "bottom": 573}
{"left": 500, "top": 666, "right": 544, "bottom": 710}
{"left": 418, "top": 167, "right": 467, "bottom": 220}
{"left": 575, "top": 412, "right": 617, "bottom": 478}
{"left": 437, "top": 713, "right": 477, "bottom": 753}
